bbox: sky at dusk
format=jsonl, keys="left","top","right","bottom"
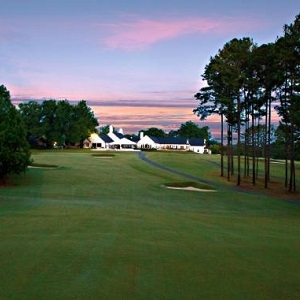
{"left": 1, "top": 0, "right": 300, "bottom": 137}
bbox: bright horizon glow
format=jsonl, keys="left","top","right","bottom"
{"left": 1, "top": 0, "right": 299, "bottom": 136}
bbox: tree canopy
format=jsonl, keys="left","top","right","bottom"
{"left": 177, "top": 121, "right": 210, "bottom": 140}
{"left": 0, "top": 85, "right": 31, "bottom": 184}
{"left": 194, "top": 13, "right": 300, "bottom": 191}
{"left": 140, "top": 127, "right": 166, "bottom": 138}
{"left": 19, "top": 99, "right": 98, "bottom": 148}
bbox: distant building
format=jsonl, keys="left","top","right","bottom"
{"left": 84, "top": 125, "right": 136, "bottom": 150}
{"left": 84, "top": 126, "right": 210, "bottom": 153}
{"left": 137, "top": 132, "right": 208, "bottom": 154}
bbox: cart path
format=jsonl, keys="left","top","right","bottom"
{"left": 137, "top": 151, "right": 218, "bottom": 188}
{"left": 136, "top": 152, "right": 300, "bottom": 205}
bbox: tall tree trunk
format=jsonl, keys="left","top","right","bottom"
{"left": 227, "top": 123, "right": 231, "bottom": 181}
{"left": 289, "top": 123, "right": 296, "bottom": 192}
{"left": 220, "top": 113, "right": 224, "bottom": 177}
{"left": 256, "top": 119, "right": 260, "bottom": 180}
{"left": 237, "top": 96, "right": 241, "bottom": 186}
{"left": 285, "top": 122, "right": 289, "bottom": 188}
{"left": 264, "top": 102, "right": 268, "bottom": 188}
{"left": 251, "top": 110, "right": 256, "bottom": 185}
{"left": 230, "top": 126, "right": 234, "bottom": 176}
{"left": 245, "top": 130, "right": 250, "bottom": 178}
{"left": 264, "top": 92, "right": 271, "bottom": 188}
{"left": 244, "top": 92, "right": 250, "bottom": 179}
{"left": 283, "top": 79, "right": 289, "bottom": 188}
{"left": 267, "top": 90, "right": 272, "bottom": 182}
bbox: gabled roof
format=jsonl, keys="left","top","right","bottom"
{"left": 149, "top": 136, "right": 188, "bottom": 145}
{"left": 148, "top": 136, "right": 161, "bottom": 144}
{"left": 100, "top": 134, "right": 113, "bottom": 143}
{"left": 189, "top": 138, "right": 205, "bottom": 146}
{"left": 89, "top": 133, "right": 103, "bottom": 143}
{"left": 131, "top": 136, "right": 140, "bottom": 143}
{"left": 113, "top": 131, "right": 124, "bottom": 139}
{"left": 144, "top": 136, "right": 205, "bottom": 146}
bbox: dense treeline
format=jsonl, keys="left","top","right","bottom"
{"left": 99, "top": 121, "right": 211, "bottom": 142}
{"left": 19, "top": 99, "right": 98, "bottom": 148}
{"left": 138, "top": 121, "right": 210, "bottom": 140}
{"left": 194, "top": 13, "right": 300, "bottom": 192}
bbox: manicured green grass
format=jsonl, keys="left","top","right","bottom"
{"left": 0, "top": 151, "right": 300, "bottom": 299}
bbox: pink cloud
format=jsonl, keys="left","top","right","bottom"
{"left": 99, "top": 15, "right": 260, "bottom": 51}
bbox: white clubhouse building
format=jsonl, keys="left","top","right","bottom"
{"left": 84, "top": 125, "right": 209, "bottom": 154}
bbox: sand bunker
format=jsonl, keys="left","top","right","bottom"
{"left": 28, "top": 165, "right": 57, "bottom": 169}
{"left": 164, "top": 185, "right": 216, "bottom": 192}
